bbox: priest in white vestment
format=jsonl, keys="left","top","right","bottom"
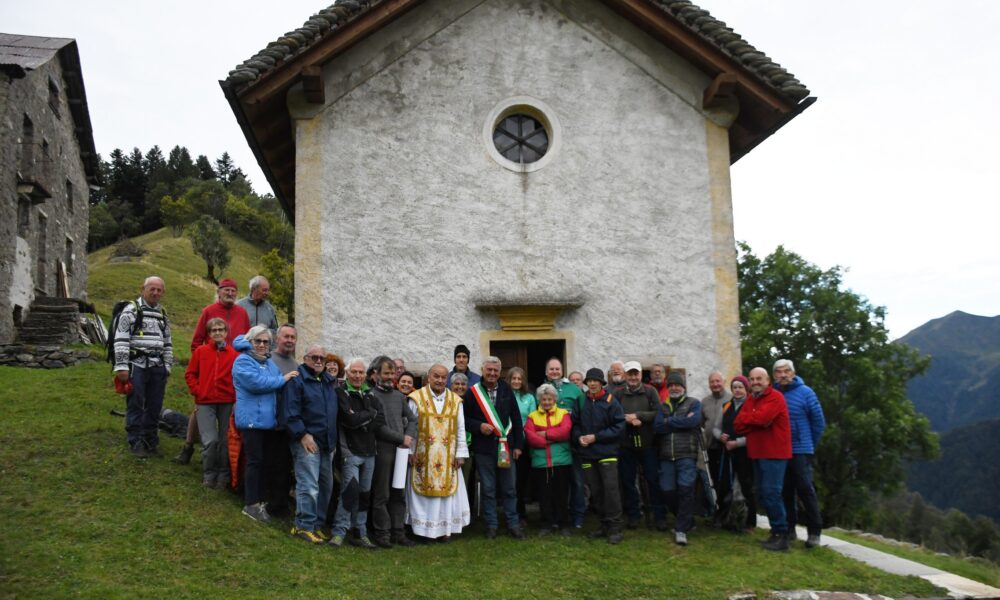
{"left": 405, "top": 363, "right": 470, "bottom": 539}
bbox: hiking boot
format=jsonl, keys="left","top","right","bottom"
{"left": 485, "top": 528, "right": 498, "bottom": 540}
{"left": 761, "top": 531, "right": 790, "bottom": 551}
{"left": 241, "top": 503, "right": 271, "bottom": 524}
{"left": 674, "top": 531, "right": 688, "bottom": 546}
{"left": 509, "top": 527, "right": 526, "bottom": 540}
{"left": 350, "top": 535, "right": 378, "bottom": 550}
{"left": 626, "top": 516, "right": 641, "bottom": 530}
{"left": 129, "top": 444, "right": 149, "bottom": 459}
{"left": 805, "top": 534, "right": 822, "bottom": 548}
{"left": 391, "top": 530, "right": 416, "bottom": 547}
{"left": 787, "top": 527, "right": 799, "bottom": 541}
{"left": 607, "top": 529, "right": 624, "bottom": 545}
{"left": 146, "top": 445, "right": 163, "bottom": 458}
{"left": 313, "top": 528, "right": 331, "bottom": 542}
{"left": 373, "top": 533, "right": 393, "bottom": 549}
{"left": 327, "top": 534, "right": 345, "bottom": 548}
{"left": 587, "top": 526, "right": 608, "bottom": 539}
{"left": 172, "top": 443, "right": 194, "bottom": 465}
{"left": 215, "top": 478, "right": 230, "bottom": 491}
{"left": 291, "top": 527, "right": 325, "bottom": 544}
{"left": 537, "top": 527, "right": 555, "bottom": 538}
{"left": 202, "top": 475, "right": 216, "bottom": 488}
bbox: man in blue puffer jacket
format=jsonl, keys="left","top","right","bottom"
{"left": 773, "top": 359, "right": 826, "bottom": 548}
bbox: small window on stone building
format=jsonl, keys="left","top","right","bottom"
{"left": 493, "top": 114, "right": 549, "bottom": 164}
{"left": 66, "top": 179, "right": 73, "bottom": 213}
{"left": 48, "top": 78, "right": 60, "bottom": 117}
{"left": 65, "top": 238, "right": 73, "bottom": 274}
{"left": 17, "top": 198, "right": 31, "bottom": 238}
{"left": 20, "top": 114, "right": 34, "bottom": 172}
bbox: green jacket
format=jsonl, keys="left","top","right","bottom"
{"left": 546, "top": 378, "right": 585, "bottom": 414}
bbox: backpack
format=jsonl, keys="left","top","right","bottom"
{"left": 158, "top": 408, "right": 188, "bottom": 438}
{"left": 717, "top": 453, "right": 750, "bottom": 531}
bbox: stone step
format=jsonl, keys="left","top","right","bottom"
{"left": 21, "top": 316, "right": 78, "bottom": 327}
{"left": 28, "top": 305, "right": 79, "bottom": 314}
{"left": 31, "top": 297, "right": 79, "bottom": 308}
{"left": 17, "top": 335, "right": 68, "bottom": 344}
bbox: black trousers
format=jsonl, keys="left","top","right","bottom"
{"left": 371, "top": 441, "right": 407, "bottom": 534}
{"left": 582, "top": 459, "right": 622, "bottom": 529}
{"left": 533, "top": 465, "right": 570, "bottom": 529}
{"left": 717, "top": 448, "right": 758, "bottom": 529}
{"left": 783, "top": 453, "right": 822, "bottom": 535}
{"left": 241, "top": 428, "right": 289, "bottom": 508}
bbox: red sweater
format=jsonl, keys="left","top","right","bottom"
{"left": 184, "top": 342, "right": 238, "bottom": 404}
{"left": 190, "top": 301, "right": 250, "bottom": 351}
{"left": 733, "top": 386, "right": 792, "bottom": 459}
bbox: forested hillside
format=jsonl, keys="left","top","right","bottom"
{"left": 898, "top": 311, "right": 1000, "bottom": 431}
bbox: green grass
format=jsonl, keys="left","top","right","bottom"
{"left": 0, "top": 363, "right": 946, "bottom": 599}
{"left": 88, "top": 228, "right": 281, "bottom": 362}
{"left": 826, "top": 529, "right": 1000, "bottom": 588}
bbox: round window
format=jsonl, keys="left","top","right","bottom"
{"left": 483, "top": 97, "right": 560, "bottom": 174}
{"left": 493, "top": 114, "right": 549, "bottom": 164}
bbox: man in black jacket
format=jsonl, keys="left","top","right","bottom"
{"left": 463, "top": 356, "right": 525, "bottom": 540}
{"left": 574, "top": 368, "right": 626, "bottom": 544}
{"left": 329, "top": 358, "right": 388, "bottom": 549}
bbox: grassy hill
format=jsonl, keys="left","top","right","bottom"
{"left": 0, "top": 362, "right": 946, "bottom": 599}
{"left": 88, "top": 228, "right": 282, "bottom": 361}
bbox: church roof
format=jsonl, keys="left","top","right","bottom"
{"left": 224, "top": 0, "right": 809, "bottom": 102}
{"left": 220, "top": 0, "right": 814, "bottom": 218}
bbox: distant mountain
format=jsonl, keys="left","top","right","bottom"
{"left": 897, "top": 311, "right": 1000, "bottom": 432}
{"left": 907, "top": 418, "right": 1000, "bottom": 523}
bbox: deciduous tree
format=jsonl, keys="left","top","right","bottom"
{"left": 738, "top": 243, "right": 938, "bottom": 526}
{"left": 186, "top": 216, "right": 230, "bottom": 283}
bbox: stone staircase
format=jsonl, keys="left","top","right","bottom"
{"left": 16, "top": 296, "right": 82, "bottom": 346}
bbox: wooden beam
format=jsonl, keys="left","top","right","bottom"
{"left": 239, "top": 0, "right": 425, "bottom": 105}
{"left": 600, "top": 0, "right": 791, "bottom": 113}
{"left": 302, "top": 65, "right": 325, "bottom": 104}
{"left": 703, "top": 72, "right": 737, "bottom": 109}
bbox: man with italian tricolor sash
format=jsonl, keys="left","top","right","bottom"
{"left": 463, "top": 356, "right": 526, "bottom": 540}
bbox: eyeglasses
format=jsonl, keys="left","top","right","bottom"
{"left": 251, "top": 339, "right": 270, "bottom": 345}
{"left": 304, "top": 355, "right": 326, "bottom": 363}
{"left": 209, "top": 328, "right": 227, "bottom": 333}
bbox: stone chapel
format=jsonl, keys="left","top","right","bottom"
{"left": 221, "top": 0, "right": 813, "bottom": 385}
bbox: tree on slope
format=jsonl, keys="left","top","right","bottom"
{"left": 186, "top": 216, "right": 230, "bottom": 284}
{"left": 737, "top": 243, "right": 938, "bottom": 526}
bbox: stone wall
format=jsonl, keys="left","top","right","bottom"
{"left": 0, "top": 53, "right": 90, "bottom": 344}
{"left": 0, "top": 344, "right": 94, "bottom": 368}
{"left": 291, "top": 0, "right": 740, "bottom": 388}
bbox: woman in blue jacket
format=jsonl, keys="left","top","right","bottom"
{"left": 232, "top": 325, "right": 298, "bottom": 523}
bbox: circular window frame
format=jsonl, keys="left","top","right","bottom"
{"left": 483, "top": 96, "right": 561, "bottom": 174}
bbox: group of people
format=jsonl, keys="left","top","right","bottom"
{"left": 113, "top": 275, "right": 826, "bottom": 552}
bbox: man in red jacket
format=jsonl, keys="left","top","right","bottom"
{"left": 734, "top": 367, "right": 792, "bottom": 551}
{"left": 190, "top": 278, "right": 250, "bottom": 351}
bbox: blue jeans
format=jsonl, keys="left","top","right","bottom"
{"left": 291, "top": 442, "right": 334, "bottom": 532}
{"left": 475, "top": 453, "right": 519, "bottom": 530}
{"left": 754, "top": 458, "right": 789, "bottom": 533}
{"left": 570, "top": 456, "right": 586, "bottom": 527}
{"left": 125, "top": 365, "right": 167, "bottom": 450}
{"left": 619, "top": 446, "right": 666, "bottom": 521}
{"left": 659, "top": 458, "right": 698, "bottom": 533}
{"left": 784, "top": 454, "right": 822, "bottom": 535}
{"left": 332, "top": 452, "right": 375, "bottom": 537}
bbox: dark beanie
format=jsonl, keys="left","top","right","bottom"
{"left": 583, "top": 367, "right": 606, "bottom": 385}
{"left": 454, "top": 344, "right": 470, "bottom": 359}
{"left": 667, "top": 371, "right": 686, "bottom": 388}
{"left": 731, "top": 375, "right": 750, "bottom": 392}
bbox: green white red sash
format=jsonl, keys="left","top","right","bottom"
{"left": 470, "top": 382, "right": 512, "bottom": 468}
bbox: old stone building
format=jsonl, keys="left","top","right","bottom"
{"left": 222, "top": 0, "right": 813, "bottom": 385}
{"left": 0, "top": 34, "right": 97, "bottom": 345}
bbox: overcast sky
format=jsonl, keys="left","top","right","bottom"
{"left": 3, "top": 1, "right": 997, "bottom": 338}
